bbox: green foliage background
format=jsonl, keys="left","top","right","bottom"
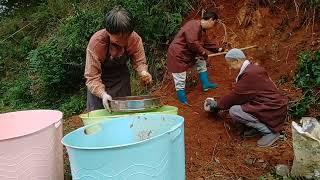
{"left": 1, "top": 0, "right": 318, "bottom": 117}
{"left": 0, "top": 0, "right": 191, "bottom": 116}
{"left": 289, "top": 51, "right": 320, "bottom": 119}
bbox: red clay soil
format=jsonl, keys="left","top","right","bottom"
{"left": 155, "top": 0, "right": 319, "bottom": 179}
{"left": 64, "top": 0, "right": 320, "bottom": 179}
{"left": 155, "top": 57, "right": 294, "bottom": 179}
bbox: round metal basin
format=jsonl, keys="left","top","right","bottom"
{"left": 109, "top": 96, "right": 161, "bottom": 112}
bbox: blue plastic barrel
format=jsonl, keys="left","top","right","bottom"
{"left": 62, "top": 114, "right": 185, "bottom": 180}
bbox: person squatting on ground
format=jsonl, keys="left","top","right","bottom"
{"left": 85, "top": 6, "right": 152, "bottom": 112}
{"left": 204, "top": 48, "right": 288, "bottom": 147}
{"left": 167, "top": 10, "right": 224, "bottom": 105}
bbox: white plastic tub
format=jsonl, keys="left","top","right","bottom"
{"left": 0, "top": 110, "right": 64, "bottom": 180}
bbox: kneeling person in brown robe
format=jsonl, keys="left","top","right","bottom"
{"left": 204, "top": 48, "right": 288, "bottom": 147}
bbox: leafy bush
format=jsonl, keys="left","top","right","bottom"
{"left": 0, "top": 56, "right": 4, "bottom": 77}
{"left": 119, "top": 0, "right": 190, "bottom": 43}
{"left": 59, "top": 92, "right": 86, "bottom": 117}
{"left": 289, "top": 91, "right": 317, "bottom": 119}
{"left": 27, "top": 9, "right": 103, "bottom": 103}
{"left": 0, "top": 17, "right": 30, "bottom": 73}
{"left": 29, "top": 5, "right": 60, "bottom": 39}
{"left": 0, "top": 75, "right": 38, "bottom": 111}
{"left": 20, "top": 37, "right": 35, "bottom": 56}
{"left": 5, "top": 77, "right": 32, "bottom": 103}
{"left": 0, "top": 0, "right": 45, "bottom": 17}
{"left": 295, "top": 51, "right": 320, "bottom": 90}
{"left": 290, "top": 51, "right": 320, "bottom": 119}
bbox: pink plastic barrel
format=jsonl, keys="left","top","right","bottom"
{"left": 0, "top": 110, "right": 64, "bottom": 180}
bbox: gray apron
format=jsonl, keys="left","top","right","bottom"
{"left": 86, "top": 39, "right": 131, "bottom": 111}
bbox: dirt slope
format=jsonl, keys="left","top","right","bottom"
{"left": 154, "top": 0, "right": 319, "bottom": 179}
{"left": 65, "top": 0, "right": 320, "bottom": 179}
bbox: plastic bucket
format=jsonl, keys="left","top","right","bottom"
{"left": 0, "top": 110, "right": 63, "bottom": 180}
{"left": 62, "top": 114, "right": 185, "bottom": 180}
{"left": 80, "top": 105, "right": 178, "bottom": 126}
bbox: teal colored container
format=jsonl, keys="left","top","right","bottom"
{"left": 62, "top": 114, "right": 185, "bottom": 180}
{"left": 79, "top": 105, "right": 178, "bottom": 126}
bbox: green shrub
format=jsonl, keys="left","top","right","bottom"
{"left": 0, "top": 75, "right": 37, "bottom": 111}
{"left": 295, "top": 51, "right": 320, "bottom": 90}
{"left": 29, "top": 6, "right": 60, "bottom": 39}
{"left": 59, "top": 92, "right": 86, "bottom": 117}
{"left": 289, "top": 90, "right": 317, "bottom": 119}
{"left": 290, "top": 51, "right": 320, "bottom": 119}
{"left": 5, "top": 77, "right": 32, "bottom": 103}
{"left": 27, "top": 9, "right": 103, "bottom": 102}
{"left": 20, "top": 36, "right": 36, "bottom": 56}
{"left": 0, "top": 0, "right": 45, "bottom": 17}
{"left": 0, "top": 80, "right": 7, "bottom": 111}
{"left": 0, "top": 56, "right": 4, "bottom": 77}
{"left": 119, "top": 0, "right": 190, "bottom": 43}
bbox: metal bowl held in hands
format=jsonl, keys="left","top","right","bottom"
{"left": 109, "top": 96, "right": 161, "bottom": 112}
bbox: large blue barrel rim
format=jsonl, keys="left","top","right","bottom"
{"left": 62, "top": 114, "right": 185, "bottom": 180}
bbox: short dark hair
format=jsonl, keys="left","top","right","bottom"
{"left": 105, "top": 6, "right": 134, "bottom": 35}
{"left": 202, "top": 11, "right": 218, "bottom": 21}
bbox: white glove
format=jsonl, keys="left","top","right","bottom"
{"left": 204, "top": 97, "right": 218, "bottom": 112}
{"left": 102, "top": 92, "right": 112, "bottom": 112}
{"left": 140, "top": 71, "right": 152, "bottom": 85}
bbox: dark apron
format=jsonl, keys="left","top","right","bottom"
{"left": 86, "top": 41, "right": 131, "bottom": 111}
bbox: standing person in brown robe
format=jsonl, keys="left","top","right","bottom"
{"left": 85, "top": 6, "right": 152, "bottom": 112}
{"left": 167, "top": 10, "right": 224, "bottom": 105}
{"left": 204, "top": 48, "right": 288, "bottom": 147}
